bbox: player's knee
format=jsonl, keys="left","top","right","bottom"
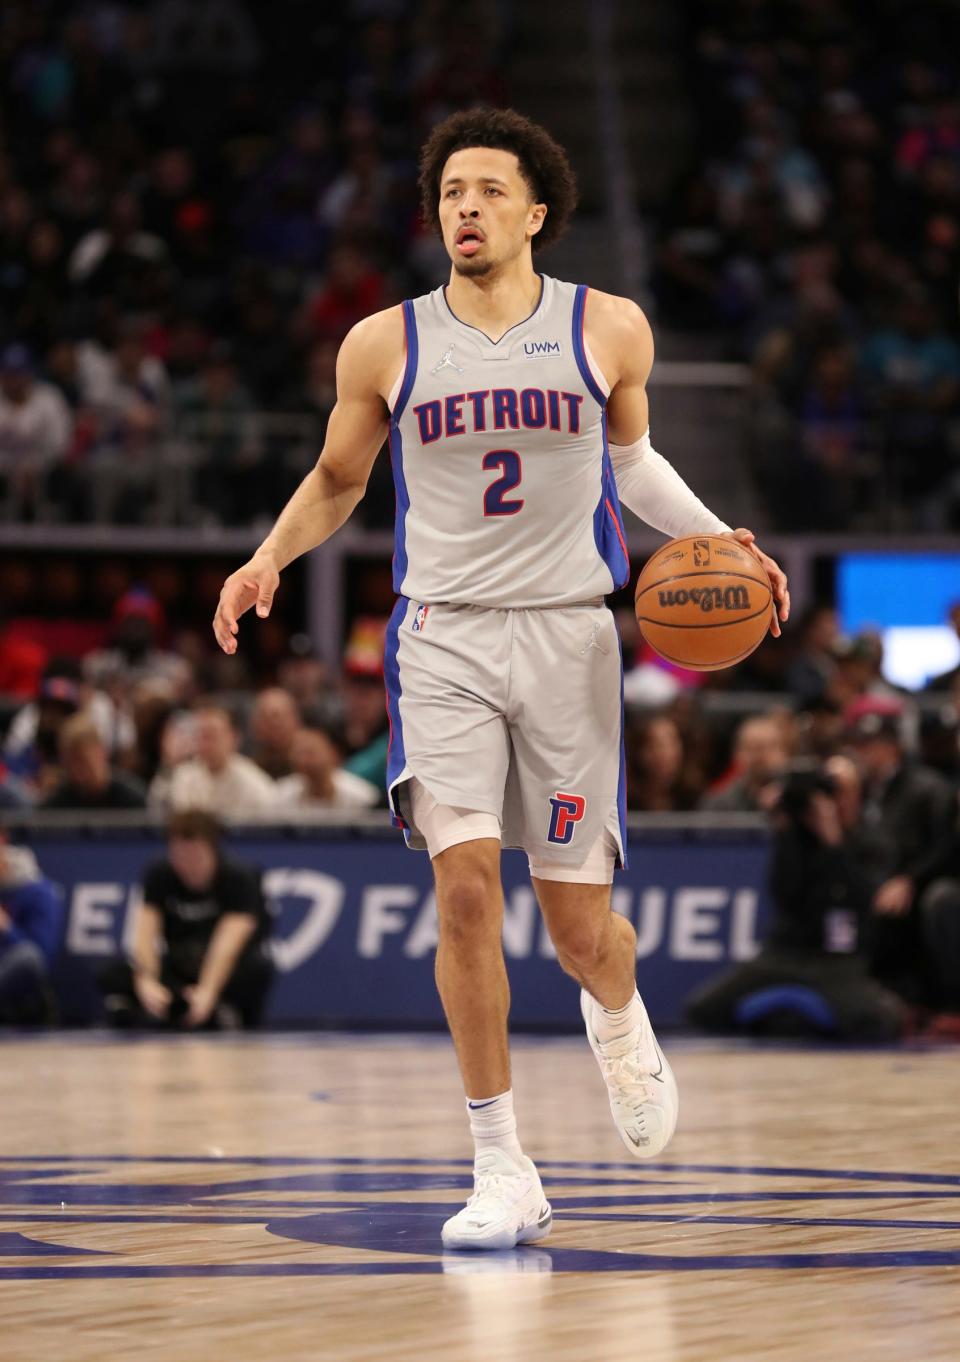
{"left": 434, "top": 862, "right": 502, "bottom": 949}
{"left": 552, "top": 920, "right": 606, "bottom": 978}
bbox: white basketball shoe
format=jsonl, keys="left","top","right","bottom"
{"left": 580, "top": 989, "right": 679, "bottom": 1158}
{"left": 441, "top": 1148, "right": 553, "bottom": 1251}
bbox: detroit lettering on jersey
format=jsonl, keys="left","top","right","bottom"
{"left": 412, "top": 388, "right": 583, "bottom": 445}
{"left": 387, "top": 274, "right": 630, "bottom": 610}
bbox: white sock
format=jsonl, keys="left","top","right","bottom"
{"left": 594, "top": 989, "right": 644, "bottom": 1043}
{"left": 466, "top": 1088, "right": 525, "bottom": 1165}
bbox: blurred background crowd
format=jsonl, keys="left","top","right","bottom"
{"left": 659, "top": 0, "right": 960, "bottom": 531}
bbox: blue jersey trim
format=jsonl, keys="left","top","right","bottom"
{"left": 614, "top": 612, "right": 628, "bottom": 869}
{"left": 591, "top": 411, "right": 630, "bottom": 591}
{"left": 384, "top": 596, "right": 408, "bottom": 814}
{"left": 393, "top": 300, "right": 419, "bottom": 419}
{"left": 572, "top": 284, "right": 607, "bottom": 407}
{"left": 389, "top": 301, "right": 418, "bottom": 590}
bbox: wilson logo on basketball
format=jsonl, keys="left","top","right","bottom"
{"left": 657, "top": 585, "right": 751, "bottom": 613}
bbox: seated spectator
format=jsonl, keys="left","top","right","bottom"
{"left": 99, "top": 810, "right": 272, "bottom": 1029}
{"left": 42, "top": 714, "right": 147, "bottom": 810}
{"left": 845, "top": 697, "right": 957, "bottom": 1003}
{"left": 174, "top": 343, "right": 263, "bottom": 525}
{"left": 861, "top": 290, "right": 960, "bottom": 513}
{"left": 306, "top": 242, "right": 387, "bottom": 344}
{"left": 249, "top": 686, "right": 301, "bottom": 779}
{"left": 786, "top": 604, "right": 840, "bottom": 707}
{"left": 0, "top": 830, "right": 63, "bottom": 1024}
{"left": 4, "top": 657, "right": 136, "bottom": 795}
{"left": 275, "top": 723, "right": 380, "bottom": 814}
{"left": 702, "top": 713, "right": 791, "bottom": 813}
{"left": 626, "top": 713, "right": 703, "bottom": 812}
{"left": 156, "top": 705, "right": 275, "bottom": 817}
{"left": 339, "top": 616, "right": 391, "bottom": 796}
{"left": 687, "top": 759, "right": 904, "bottom": 1041}
{"left": 84, "top": 588, "right": 192, "bottom": 697}
{"left": 68, "top": 190, "right": 169, "bottom": 310}
{"left": 0, "top": 342, "right": 72, "bottom": 517}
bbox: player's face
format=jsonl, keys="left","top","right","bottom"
{"left": 438, "top": 147, "right": 546, "bottom": 276}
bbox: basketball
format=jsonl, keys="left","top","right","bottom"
{"left": 635, "top": 535, "right": 773, "bottom": 671}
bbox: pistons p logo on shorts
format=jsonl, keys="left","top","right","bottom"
{"left": 547, "top": 791, "right": 586, "bottom": 845}
{"left": 412, "top": 604, "right": 430, "bottom": 633}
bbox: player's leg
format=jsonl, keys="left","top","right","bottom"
{"left": 414, "top": 783, "right": 552, "bottom": 1250}
{"left": 531, "top": 864, "right": 678, "bottom": 1159}
{"left": 510, "top": 604, "right": 677, "bottom": 1157}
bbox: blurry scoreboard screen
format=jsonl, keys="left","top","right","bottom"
{"left": 837, "top": 553, "right": 960, "bottom": 691}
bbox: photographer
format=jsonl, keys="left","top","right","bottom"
{"left": 100, "top": 809, "right": 273, "bottom": 1029}
{"left": 686, "top": 757, "right": 904, "bottom": 1040}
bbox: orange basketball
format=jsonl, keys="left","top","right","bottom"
{"left": 634, "top": 535, "right": 773, "bottom": 672}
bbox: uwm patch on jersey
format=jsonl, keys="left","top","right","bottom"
{"left": 547, "top": 791, "right": 586, "bottom": 845}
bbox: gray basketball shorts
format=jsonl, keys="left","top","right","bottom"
{"left": 384, "top": 596, "right": 627, "bottom": 870}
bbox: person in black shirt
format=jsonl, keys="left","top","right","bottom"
{"left": 686, "top": 758, "right": 904, "bottom": 1041}
{"left": 100, "top": 809, "right": 273, "bottom": 1029}
{"left": 845, "top": 698, "right": 957, "bottom": 1002}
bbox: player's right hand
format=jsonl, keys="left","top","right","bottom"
{"left": 213, "top": 552, "right": 280, "bottom": 654}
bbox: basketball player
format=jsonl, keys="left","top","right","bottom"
{"left": 213, "top": 109, "right": 789, "bottom": 1251}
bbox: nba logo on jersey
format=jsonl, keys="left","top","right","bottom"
{"left": 412, "top": 603, "right": 430, "bottom": 633}
{"left": 547, "top": 791, "right": 586, "bottom": 844}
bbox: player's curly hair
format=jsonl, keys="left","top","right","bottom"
{"left": 418, "top": 107, "right": 578, "bottom": 252}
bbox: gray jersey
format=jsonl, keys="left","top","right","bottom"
{"left": 388, "top": 275, "right": 629, "bottom": 609}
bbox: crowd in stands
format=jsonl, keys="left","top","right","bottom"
{"left": 0, "top": 0, "right": 503, "bottom": 526}
{"left": 2, "top": 582, "right": 960, "bottom": 1035}
{"left": 3, "top": 588, "right": 960, "bottom": 819}
{"left": 658, "top": 0, "right": 960, "bottom": 530}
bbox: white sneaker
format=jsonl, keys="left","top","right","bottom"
{"left": 441, "top": 1148, "right": 553, "bottom": 1251}
{"left": 580, "top": 988, "right": 679, "bottom": 1158}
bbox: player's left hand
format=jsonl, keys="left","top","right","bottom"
{"left": 183, "top": 984, "right": 218, "bottom": 1029}
{"left": 724, "top": 528, "right": 790, "bottom": 638}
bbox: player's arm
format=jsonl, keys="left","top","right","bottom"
{"left": 588, "top": 291, "right": 789, "bottom": 634}
{"left": 213, "top": 307, "right": 403, "bottom": 654}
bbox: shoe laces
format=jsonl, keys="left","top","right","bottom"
{"left": 467, "top": 1153, "right": 526, "bottom": 1209}
{"left": 597, "top": 1031, "right": 655, "bottom": 1104}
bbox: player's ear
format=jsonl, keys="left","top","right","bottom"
{"left": 528, "top": 202, "right": 547, "bottom": 240}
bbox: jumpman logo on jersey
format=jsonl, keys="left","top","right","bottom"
{"left": 579, "top": 622, "right": 609, "bottom": 656}
{"left": 430, "top": 344, "right": 465, "bottom": 375}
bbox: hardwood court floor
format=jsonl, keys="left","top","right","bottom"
{"left": 1, "top": 1032, "right": 959, "bottom": 1362}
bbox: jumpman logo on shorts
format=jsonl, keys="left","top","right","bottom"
{"left": 579, "top": 622, "right": 609, "bottom": 656}
{"left": 431, "top": 344, "right": 465, "bottom": 375}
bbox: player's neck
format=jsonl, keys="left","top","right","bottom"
{"left": 445, "top": 258, "right": 541, "bottom": 343}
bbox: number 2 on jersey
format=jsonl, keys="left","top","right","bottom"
{"left": 482, "top": 450, "right": 524, "bottom": 517}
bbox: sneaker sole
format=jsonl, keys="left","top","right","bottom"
{"left": 442, "top": 1203, "right": 553, "bottom": 1252}
{"left": 581, "top": 990, "right": 679, "bottom": 1159}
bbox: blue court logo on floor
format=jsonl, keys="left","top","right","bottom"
{"left": 2, "top": 1156, "right": 959, "bottom": 1277}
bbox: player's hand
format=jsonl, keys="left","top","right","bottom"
{"left": 183, "top": 984, "right": 218, "bottom": 1028}
{"left": 213, "top": 551, "right": 280, "bottom": 655}
{"left": 723, "top": 529, "right": 790, "bottom": 638}
{"left": 134, "top": 975, "right": 172, "bottom": 1019}
{"left": 873, "top": 875, "right": 914, "bottom": 916}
